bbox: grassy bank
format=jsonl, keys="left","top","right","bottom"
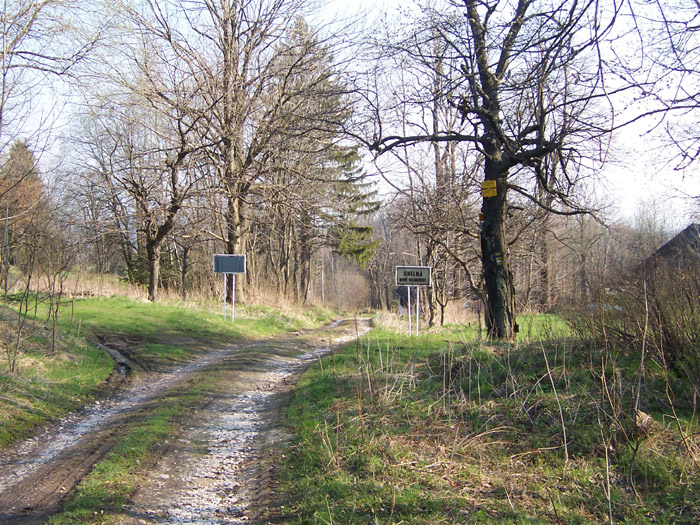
{"left": 279, "top": 314, "right": 699, "bottom": 523}
{"left": 0, "top": 294, "right": 335, "bottom": 449}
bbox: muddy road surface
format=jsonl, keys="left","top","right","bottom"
{"left": 0, "top": 318, "right": 370, "bottom": 523}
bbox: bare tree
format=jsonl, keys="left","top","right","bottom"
{"left": 66, "top": 3, "right": 222, "bottom": 301}
{"left": 0, "top": 0, "right": 104, "bottom": 296}
{"left": 70, "top": 76, "right": 208, "bottom": 300}
{"left": 0, "top": 0, "right": 106, "bottom": 196}
{"left": 615, "top": 1, "right": 700, "bottom": 169}
{"left": 371, "top": 0, "right": 628, "bottom": 338}
{"left": 118, "top": 0, "right": 371, "bottom": 303}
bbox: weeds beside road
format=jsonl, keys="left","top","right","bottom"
{"left": 279, "top": 313, "right": 700, "bottom": 523}
{"left": 2, "top": 296, "right": 698, "bottom": 523}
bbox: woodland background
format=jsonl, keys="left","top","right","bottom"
{"left": 1, "top": 0, "right": 699, "bottom": 325}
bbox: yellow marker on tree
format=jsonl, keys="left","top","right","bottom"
{"left": 481, "top": 180, "right": 497, "bottom": 198}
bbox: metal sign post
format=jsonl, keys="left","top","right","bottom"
{"left": 416, "top": 287, "right": 420, "bottom": 335}
{"left": 222, "top": 274, "right": 227, "bottom": 319}
{"left": 213, "top": 254, "right": 247, "bottom": 323}
{"left": 407, "top": 286, "right": 412, "bottom": 335}
{"left": 396, "top": 266, "right": 432, "bottom": 336}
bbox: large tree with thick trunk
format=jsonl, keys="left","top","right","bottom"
{"left": 122, "top": 0, "right": 358, "bottom": 302}
{"left": 371, "top": 0, "right": 625, "bottom": 338}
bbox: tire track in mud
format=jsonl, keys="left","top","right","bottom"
{"left": 0, "top": 318, "right": 369, "bottom": 523}
{"left": 0, "top": 340, "right": 257, "bottom": 524}
{"left": 119, "top": 318, "right": 370, "bottom": 524}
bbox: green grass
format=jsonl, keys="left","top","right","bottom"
{"left": 6, "top": 293, "right": 330, "bottom": 343}
{"left": 409, "top": 313, "right": 570, "bottom": 344}
{"left": 278, "top": 316, "right": 700, "bottom": 523}
{"left": 515, "top": 313, "right": 570, "bottom": 342}
{"left": 63, "top": 295, "right": 312, "bottom": 341}
{"left": 0, "top": 337, "right": 114, "bottom": 448}
{"left": 0, "top": 294, "right": 337, "bottom": 450}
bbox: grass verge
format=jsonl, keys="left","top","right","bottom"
{"left": 0, "top": 294, "right": 336, "bottom": 449}
{"left": 279, "top": 314, "right": 700, "bottom": 523}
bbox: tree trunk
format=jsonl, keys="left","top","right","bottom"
{"left": 1, "top": 201, "right": 8, "bottom": 301}
{"left": 225, "top": 191, "right": 247, "bottom": 304}
{"left": 425, "top": 245, "right": 436, "bottom": 328}
{"left": 181, "top": 246, "right": 190, "bottom": 301}
{"left": 538, "top": 222, "right": 551, "bottom": 311}
{"left": 147, "top": 242, "right": 160, "bottom": 302}
{"left": 480, "top": 171, "right": 516, "bottom": 340}
{"left": 536, "top": 174, "right": 554, "bottom": 311}
{"left": 579, "top": 253, "right": 588, "bottom": 304}
{"left": 299, "top": 218, "right": 312, "bottom": 304}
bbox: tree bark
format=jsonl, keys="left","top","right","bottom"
{"left": 480, "top": 165, "right": 516, "bottom": 340}
{"left": 225, "top": 188, "right": 247, "bottom": 304}
{"left": 147, "top": 242, "right": 160, "bottom": 303}
{"left": 181, "top": 246, "right": 190, "bottom": 301}
{"left": 538, "top": 217, "right": 552, "bottom": 311}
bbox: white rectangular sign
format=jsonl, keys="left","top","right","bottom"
{"left": 396, "top": 266, "right": 432, "bottom": 286}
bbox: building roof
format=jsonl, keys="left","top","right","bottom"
{"left": 652, "top": 223, "right": 700, "bottom": 261}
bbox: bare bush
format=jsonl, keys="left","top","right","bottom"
{"left": 569, "top": 253, "right": 700, "bottom": 387}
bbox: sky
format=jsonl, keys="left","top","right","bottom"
{"left": 602, "top": 126, "right": 700, "bottom": 226}
{"left": 30, "top": 0, "right": 700, "bottom": 229}
{"left": 336, "top": 0, "right": 700, "bottom": 228}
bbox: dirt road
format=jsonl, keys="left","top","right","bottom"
{"left": 0, "top": 318, "right": 370, "bottom": 523}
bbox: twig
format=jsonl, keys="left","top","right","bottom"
{"left": 598, "top": 409, "right": 614, "bottom": 525}
{"left": 541, "top": 344, "right": 569, "bottom": 466}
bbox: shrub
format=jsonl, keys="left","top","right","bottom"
{"left": 567, "top": 254, "right": 700, "bottom": 386}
